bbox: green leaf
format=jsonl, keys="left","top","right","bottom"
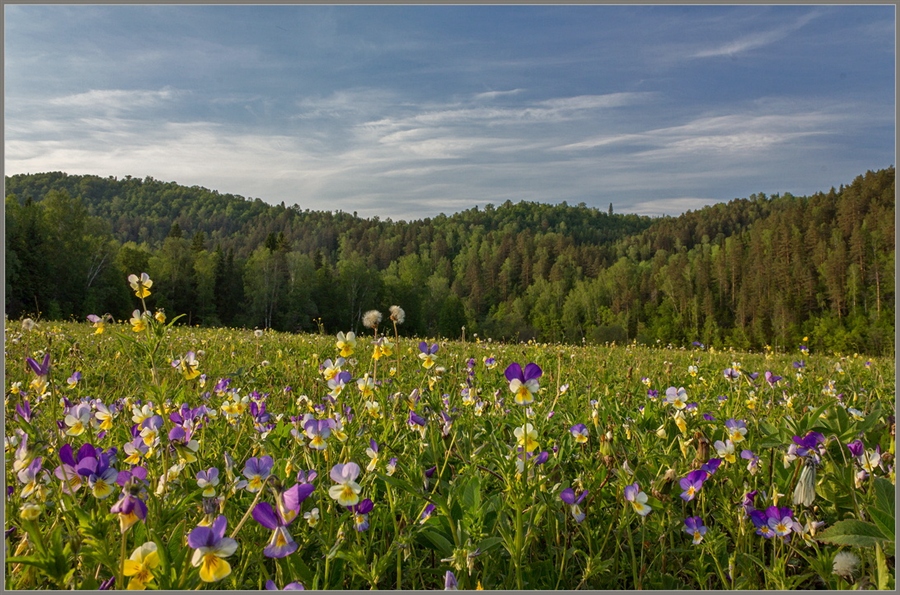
{"left": 816, "top": 519, "right": 890, "bottom": 547}
{"left": 419, "top": 529, "right": 453, "bottom": 557}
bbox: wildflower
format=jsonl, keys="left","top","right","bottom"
{"left": 17, "top": 457, "right": 50, "bottom": 500}
{"left": 15, "top": 399, "right": 33, "bottom": 423}
{"left": 688, "top": 365, "right": 698, "bottom": 377}
{"left": 673, "top": 410, "right": 687, "bottom": 434}
{"left": 327, "top": 371, "right": 352, "bottom": 399}
{"left": 335, "top": 331, "right": 357, "bottom": 357}
{"left": 764, "top": 371, "right": 782, "bottom": 387}
{"left": 128, "top": 273, "right": 153, "bottom": 298}
{"left": 741, "top": 449, "right": 760, "bottom": 474}
{"left": 357, "top": 374, "right": 375, "bottom": 399}
{"left": 187, "top": 515, "right": 238, "bottom": 582}
{"left": 67, "top": 371, "right": 82, "bottom": 388}
{"left": 26, "top": 353, "right": 51, "bottom": 395}
{"left": 679, "top": 470, "right": 708, "bottom": 502}
{"left": 111, "top": 487, "right": 148, "bottom": 533}
{"left": 859, "top": 449, "right": 882, "bottom": 473}
{"left": 389, "top": 305, "right": 405, "bottom": 324}
{"left": 154, "top": 310, "right": 166, "bottom": 323}
{"left": 725, "top": 418, "right": 748, "bottom": 443}
{"left": 266, "top": 580, "right": 306, "bottom": 590}
{"left": 624, "top": 482, "right": 651, "bottom": 516}
{"left": 505, "top": 362, "right": 542, "bottom": 406}
{"left": 373, "top": 337, "right": 393, "bottom": 360}
{"left": 832, "top": 551, "right": 860, "bottom": 579}
{"left": 242, "top": 456, "right": 274, "bottom": 493}
{"left": 87, "top": 314, "right": 106, "bottom": 334}
{"left": 560, "top": 487, "right": 587, "bottom": 522}
{"left": 252, "top": 500, "right": 301, "bottom": 558}
{"left": 304, "top": 507, "right": 320, "bottom": 527}
{"left": 173, "top": 351, "right": 201, "bottom": 380}
{"left": 514, "top": 423, "right": 539, "bottom": 453}
{"left": 483, "top": 356, "right": 497, "bottom": 370}
{"left": 362, "top": 310, "right": 382, "bottom": 330}
{"left": 420, "top": 503, "right": 437, "bottom": 524}
{"left": 419, "top": 342, "right": 439, "bottom": 369}
{"left": 328, "top": 462, "right": 362, "bottom": 507}
{"left": 22, "top": 318, "right": 36, "bottom": 331}
{"left": 714, "top": 439, "right": 736, "bottom": 464}
{"left": 444, "top": 570, "right": 458, "bottom": 590}
{"left": 304, "top": 418, "right": 334, "bottom": 450}
{"left": 664, "top": 386, "right": 688, "bottom": 409}
{"left": 569, "top": 423, "right": 589, "bottom": 444}
{"left": 386, "top": 457, "right": 398, "bottom": 476}
{"left": 130, "top": 309, "right": 148, "bottom": 333}
{"left": 683, "top": 516, "right": 707, "bottom": 544}
{"left": 64, "top": 403, "right": 92, "bottom": 436}
{"left": 723, "top": 367, "right": 741, "bottom": 380}
{"left": 196, "top": 468, "right": 220, "bottom": 498}
{"left": 365, "top": 440, "right": 380, "bottom": 472}
{"left": 20, "top": 502, "right": 42, "bottom": 521}
{"left": 846, "top": 439, "right": 864, "bottom": 458}
{"left": 349, "top": 498, "right": 374, "bottom": 531}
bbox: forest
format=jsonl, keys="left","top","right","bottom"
{"left": 4, "top": 167, "right": 895, "bottom": 355}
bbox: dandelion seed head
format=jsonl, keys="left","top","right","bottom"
{"left": 362, "top": 310, "right": 382, "bottom": 329}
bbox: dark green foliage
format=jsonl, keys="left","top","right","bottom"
{"left": 4, "top": 168, "right": 894, "bottom": 354}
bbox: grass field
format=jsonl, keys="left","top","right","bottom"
{"left": 4, "top": 284, "right": 895, "bottom": 590}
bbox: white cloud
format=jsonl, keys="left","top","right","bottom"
{"left": 46, "top": 87, "right": 182, "bottom": 112}
{"left": 689, "top": 10, "right": 822, "bottom": 59}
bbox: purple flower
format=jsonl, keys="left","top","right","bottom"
{"left": 741, "top": 490, "right": 758, "bottom": 516}
{"left": 444, "top": 570, "right": 458, "bottom": 590}
{"left": 560, "top": 487, "right": 587, "bottom": 522}
{"left": 15, "top": 399, "right": 33, "bottom": 423}
{"left": 408, "top": 410, "right": 427, "bottom": 428}
{"left": 26, "top": 353, "right": 51, "bottom": 379}
{"left": 679, "top": 470, "right": 708, "bottom": 501}
{"left": 683, "top": 516, "right": 707, "bottom": 544}
{"left": 187, "top": 515, "right": 238, "bottom": 582}
{"left": 252, "top": 502, "right": 299, "bottom": 558}
{"left": 846, "top": 439, "right": 865, "bottom": 458}
{"left": 741, "top": 449, "right": 760, "bottom": 473}
{"left": 764, "top": 371, "right": 782, "bottom": 387}
{"left": 418, "top": 341, "right": 439, "bottom": 355}
{"left": 420, "top": 503, "right": 437, "bottom": 524}
{"left": 702, "top": 413, "right": 715, "bottom": 421}
{"left": 505, "top": 362, "right": 543, "bottom": 406}
{"left": 624, "top": 482, "right": 651, "bottom": 516}
{"left": 793, "top": 360, "right": 805, "bottom": 369}
{"left": 349, "top": 498, "right": 374, "bottom": 532}
{"left": 266, "top": 580, "right": 305, "bottom": 590}
{"left": 700, "top": 458, "right": 722, "bottom": 475}
{"left": 723, "top": 367, "right": 740, "bottom": 380}
{"left": 647, "top": 389, "right": 659, "bottom": 399}
{"left": 110, "top": 488, "right": 147, "bottom": 532}
{"left": 242, "top": 456, "right": 274, "bottom": 492}
{"left": 792, "top": 431, "right": 826, "bottom": 459}
{"left": 304, "top": 418, "right": 334, "bottom": 450}
{"left": 98, "top": 577, "right": 116, "bottom": 590}
{"left": 569, "top": 423, "right": 589, "bottom": 443}
{"left": 531, "top": 451, "right": 549, "bottom": 465}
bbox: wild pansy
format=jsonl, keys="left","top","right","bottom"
{"left": 93, "top": 401, "right": 117, "bottom": 431}
{"left": 664, "top": 386, "right": 687, "bottom": 409}
{"left": 87, "top": 314, "right": 106, "bottom": 334}
{"left": 846, "top": 439, "right": 864, "bottom": 458}
{"left": 624, "top": 482, "right": 652, "bottom": 516}
{"left": 349, "top": 498, "right": 374, "bottom": 531}
{"left": 749, "top": 506, "right": 794, "bottom": 539}
{"left": 386, "top": 457, "right": 398, "bottom": 476}
{"left": 130, "top": 309, "right": 149, "bottom": 333}
{"left": 266, "top": 580, "right": 306, "bottom": 590}
{"left": 17, "top": 457, "right": 50, "bottom": 500}
{"left": 64, "top": 403, "right": 91, "bottom": 436}
{"left": 187, "top": 515, "right": 238, "bottom": 582}
{"left": 328, "top": 462, "right": 362, "bottom": 507}
{"left": 67, "top": 371, "right": 82, "bottom": 388}
{"left": 172, "top": 352, "right": 201, "bottom": 381}
{"left": 723, "top": 367, "right": 741, "bottom": 380}
{"left": 418, "top": 342, "right": 439, "bottom": 369}
{"left": 320, "top": 358, "right": 345, "bottom": 381}
{"left": 127, "top": 273, "right": 153, "bottom": 299}
{"left": 683, "top": 516, "right": 707, "bottom": 545}
{"left": 570, "top": 423, "right": 589, "bottom": 444}
{"left": 785, "top": 431, "right": 826, "bottom": 466}
{"left": 700, "top": 458, "right": 722, "bottom": 475}
{"left": 77, "top": 446, "right": 119, "bottom": 499}
{"left": 26, "top": 353, "right": 51, "bottom": 395}
{"left": 514, "top": 423, "right": 539, "bottom": 453}
{"left": 304, "top": 507, "right": 320, "bottom": 527}
{"left": 724, "top": 418, "right": 748, "bottom": 443}
{"left": 373, "top": 337, "right": 393, "bottom": 360}
{"left": 444, "top": 570, "right": 458, "bottom": 590}
{"left": 679, "top": 470, "right": 708, "bottom": 502}
{"left": 15, "top": 399, "right": 33, "bottom": 423}
{"left": 741, "top": 449, "right": 760, "bottom": 474}
{"left": 366, "top": 439, "right": 380, "bottom": 472}
{"left": 196, "top": 468, "right": 220, "bottom": 498}
{"left": 335, "top": 331, "right": 357, "bottom": 357}
{"left": 713, "top": 439, "right": 736, "bottom": 464}
{"left": 357, "top": 374, "right": 375, "bottom": 399}
{"left": 55, "top": 443, "right": 96, "bottom": 494}
{"left": 560, "top": 487, "right": 587, "bottom": 522}
{"left": 764, "top": 371, "right": 783, "bottom": 387}
{"left": 420, "top": 503, "right": 437, "bottom": 524}
{"left": 243, "top": 456, "right": 274, "bottom": 493}
{"left": 252, "top": 488, "right": 309, "bottom": 558}
{"left": 505, "top": 362, "right": 542, "bottom": 406}
{"left": 327, "top": 371, "right": 352, "bottom": 399}
{"left": 110, "top": 483, "right": 148, "bottom": 533}
{"left": 122, "top": 541, "right": 159, "bottom": 590}
{"left": 139, "top": 415, "right": 165, "bottom": 448}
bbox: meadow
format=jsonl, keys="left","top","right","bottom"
{"left": 4, "top": 274, "right": 895, "bottom": 590}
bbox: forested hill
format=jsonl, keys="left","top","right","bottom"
{"left": 5, "top": 167, "right": 895, "bottom": 355}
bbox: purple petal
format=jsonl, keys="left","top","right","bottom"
{"left": 187, "top": 524, "right": 214, "bottom": 549}
{"left": 559, "top": 487, "right": 576, "bottom": 504}
{"left": 523, "top": 363, "right": 543, "bottom": 382}
{"left": 59, "top": 444, "right": 76, "bottom": 467}
{"left": 282, "top": 483, "right": 315, "bottom": 513}
{"left": 504, "top": 362, "right": 524, "bottom": 382}
{"left": 253, "top": 502, "right": 281, "bottom": 530}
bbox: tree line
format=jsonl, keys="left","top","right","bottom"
{"left": 4, "top": 167, "right": 894, "bottom": 355}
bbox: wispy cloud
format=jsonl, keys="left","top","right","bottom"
{"left": 689, "top": 10, "right": 822, "bottom": 58}
{"left": 46, "top": 87, "right": 182, "bottom": 112}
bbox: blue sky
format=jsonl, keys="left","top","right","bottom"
{"left": 4, "top": 4, "right": 895, "bottom": 220}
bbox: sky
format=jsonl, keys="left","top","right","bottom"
{"left": 4, "top": 4, "right": 895, "bottom": 220}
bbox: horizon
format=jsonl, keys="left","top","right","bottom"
{"left": 4, "top": 5, "right": 895, "bottom": 220}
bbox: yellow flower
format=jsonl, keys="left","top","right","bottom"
{"left": 128, "top": 273, "right": 153, "bottom": 299}
{"left": 154, "top": 310, "right": 166, "bottom": 323}
{"left": 123, "top": 542, "right": 160, "bottom": 590}
{"left": 335, "top": 331, "right": 357, "bottom": 357}
{"left": 514, "top": 423, "right": 539, "bottom": 453}
{"left": 130, "top": 309, "right": 147, "bottom": 333}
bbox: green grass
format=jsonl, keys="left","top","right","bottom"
{"left": 4, "top": 312, "right": 895, "bottom": 590}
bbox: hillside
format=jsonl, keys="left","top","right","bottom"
{"left": 5, "top": 167, "right": 895, "bottom": 354}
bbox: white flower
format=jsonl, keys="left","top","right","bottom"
{"left": 832, "top": 551, "right": 860, "bottom": 578}
{"left": 389, "top": 305, "right": 405, "bottom": 324}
